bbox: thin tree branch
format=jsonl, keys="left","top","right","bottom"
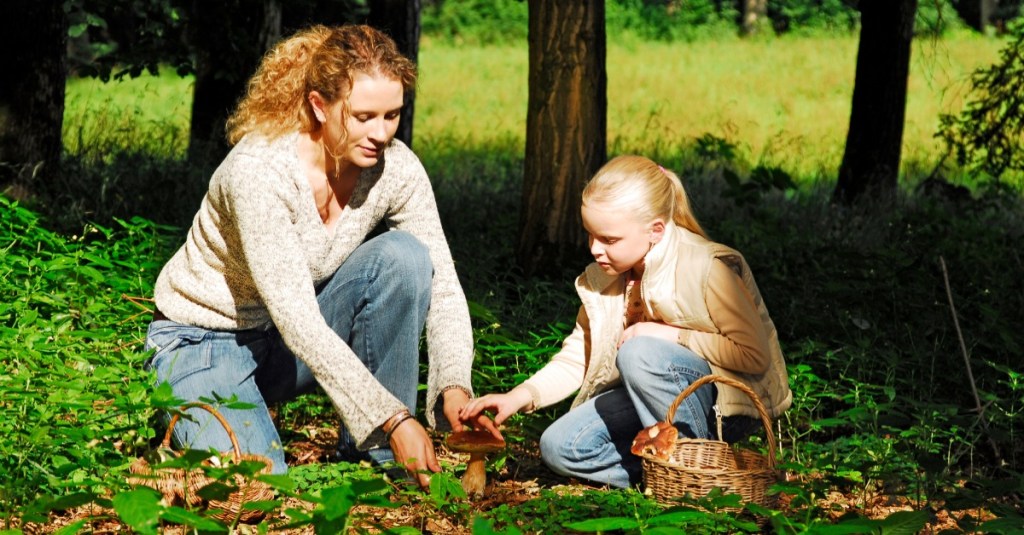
{"left": 939, "top": 256, "right": 1002, "bottom": 465}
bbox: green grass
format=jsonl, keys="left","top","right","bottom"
{"left": 64, "top": 68, "right": 192, "bottom": 159}
{"left": 65, "top": 34, "right": 1006, "bottom": 182}
{"left": 418, "top": 32, "right": 1006, "bottom": 181}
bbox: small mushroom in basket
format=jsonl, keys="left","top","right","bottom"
{"left": 445, "top": 430, "right": 506, "bottom": 498}
{"left": 630, "top": 421, "right": 678, "bottom": 460}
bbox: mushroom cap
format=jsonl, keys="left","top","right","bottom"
{"left": 629, "top": 421, "right": 678, "bottom": 460}
{"left": 445, "top": 430, "right": 506, "bottom": 453}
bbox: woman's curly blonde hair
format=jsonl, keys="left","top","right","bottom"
{"left": 225, "top": 24, "right": 417, "bottom": 145}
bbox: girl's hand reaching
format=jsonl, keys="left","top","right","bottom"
{"left": 442, "top": 387, "right": 502, "bottom": 440}
{"left": 459, "top": 387, "right": 534, "bottom": 427}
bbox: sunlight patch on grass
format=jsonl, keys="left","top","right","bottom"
{"left": 61, "top": 34, "right": 1005, "bottom": 181}
{"left": 63, "top": 69, "right": 192, "bottom": 158}
{"left": 417, "top": 43, "right": 528, "bottom": 148}
{"left": 417, "top": 34, "right": 1004, "bottom": 180}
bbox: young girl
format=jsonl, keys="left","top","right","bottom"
{"left": 145, "top": 25, "right": 494, "bottom": 488}
{"left": 460, "top": 155, "right": 791, "bottom": 488}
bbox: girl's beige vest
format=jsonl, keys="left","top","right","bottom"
{"left": 570, "top": 223, "right": 792, "bottom": 420}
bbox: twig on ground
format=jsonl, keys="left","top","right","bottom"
{"left": 939, "top": 256, "right": 1002, "bottom": 465}
{"left": 121, "top": 293, "right": 155, "bottom": 311}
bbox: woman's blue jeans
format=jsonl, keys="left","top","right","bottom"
{"left": 539, "top": 336, "right": 759, "bottom": 488}
{"left": 143, "top": 230, "right": 432, "bottom": 474}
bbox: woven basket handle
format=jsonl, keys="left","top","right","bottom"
{"left": 160, "top": 402, "right": 243, "bottom": 462}
{"left": 663, "top": 374, "right": 777, "bottom": 468}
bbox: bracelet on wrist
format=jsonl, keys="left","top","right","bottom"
{"left": 385, "top": 412, "right": 415, "bottom": 442}
{"left": 383, "top": 409, "right": 410, "bottom": 433}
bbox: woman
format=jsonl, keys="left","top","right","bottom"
{"left": 145, "top": 24, "right": 494, "bottom": 487}
{"left": 461, "top": 155, "right": 791, "bottom": 488}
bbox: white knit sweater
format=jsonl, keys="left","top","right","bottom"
{"left": 153, "top": 132, "right": 474, "bottom": 448}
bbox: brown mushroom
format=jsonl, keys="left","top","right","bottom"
{"left": 445, "top": 430, "right": 505, "bottom": 498}
{"left": 629, "top": 421, "right": 678, "bottom": 460}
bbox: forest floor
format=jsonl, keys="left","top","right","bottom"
{"left": 31, "top": 419, "right": 987, "bottom": 534}
{"left": 283, "top": 425, "right": 974, "bottom": 534}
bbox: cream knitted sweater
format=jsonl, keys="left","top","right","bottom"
{"left": 153, "top": 132, "right": 474, "bottom": 449}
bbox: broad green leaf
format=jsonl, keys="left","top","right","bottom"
{"left": 808, "top": 518, "right": 879, "bottom": 534}
{"left": 80, "top": 253, "right": 114, "bottom": 268}
{"left": 150, "top": 381, "right": 181, "bottom": 406}
{"left": 647, "top": 510, "right": 707, "bottom": 526}
{"left": 877, "top": 510, "right": 929, "bottom": 534}
{"left": 705, "top": 491, "right": 743, "bottom": 508}
{"left": 564, "top": 517, "right": 640, "bottom": 531}
{"left": 320, "top": 484, "right": 357, "bottom": 522}
{"left": 351, "top": 477, "right": 389, "bottom": 496}
{"left": 257, "top": 473, "right": 297, "bottom": 491}
{"left": 644, "top": 528, "right": 690, "bottom": 535}
{"left": 112, "top": 488, "right": 163, "bottom": 535}
{"left": 158, "top": 448, "right": 214, "bottom": 468}
{"left": 53, "top": 520, "right": 89, "bottom": 535}
{"left": 430, "top": 470, "right": 467, "bottom": 502}
{"left": 978, "top": 516, "right": 1024, "bottom": 533}
{"left": 68, "top": 23, "right": 89, "bottom": 38}
{"left": 75, "top": 265, "right": 105, "bottom": 282}
{"left": 196, "top": 480, "right": 237, "bottom": 501}
{"left": 160, "top": 506, "right": 228, "bottom": 531}
{"left": 471, "top": 515, "right": 505, "bottom": 535}
{"left": 19, "top": 308, "right": 39, "bottom": 326}
{"left": 44, "top": 491, "right": 96, "bottom": 511}
{"left": 220, "top": 399, "right": 258, "bottom": 410}
{"left": 312, "top": 515, "right": 348, "bottom": 535}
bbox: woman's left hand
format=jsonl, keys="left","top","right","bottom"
{"left": 619, "top": 321, "right": 681, "bottom": 348}
{"left": 442, "top": 387, "right": 502, "bottom": 440}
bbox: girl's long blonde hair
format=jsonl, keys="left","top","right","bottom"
{"left": 582, "top": 155, "right": 708, "bottom": 239}
{"left": 225, "top": 24, "right": 417, "bottom": 145}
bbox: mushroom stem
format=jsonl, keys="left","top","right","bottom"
{"left": 446, "top": 429, "right": 503, "bottom": 499}
{"left": 461, "top": 452, "right": 487, "bottom": 498}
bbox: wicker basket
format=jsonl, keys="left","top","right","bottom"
{"left": 639, "top": 375, "right": 779, "bottom": 509}
{"left": 128, "top": 403, "right": 274, "bottom": 523}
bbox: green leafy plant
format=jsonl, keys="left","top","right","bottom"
{"left": 566, "top": 488, "right": 761, "bottom": 534}
{"left": 937, "top": 19, "right": 1024, "bottom": 182}
{"left": 275, "top": 477, "right": 402, "bottom": 534}
{"left": 485, "top": 488, "right": 663, "bottom": 534}
{"left": 424, "top": 470, "right": 471, "bottom": 522}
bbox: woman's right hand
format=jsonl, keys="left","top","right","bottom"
{"left": 459, "top": 388, "right": 534, "bottom": 426}
{"left": 387, "top": 418, "right": 441, "bottom": 488}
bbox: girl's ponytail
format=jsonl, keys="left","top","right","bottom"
{"left": 662, "top": 167, "right": 708, "bottom": 239}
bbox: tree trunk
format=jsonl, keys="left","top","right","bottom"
{"left": 519, "top": 0, "right": 607, "bottom": 275}
{"left": 953, "top": 0, "right": 999, "bottom": 32}
{"left": 741, "top": 0, "right": 768, "bottom": 36}
{"left": 186, "top": 0, "right": 282, "bottom": 165}
{"left": 367, "top": 0, "right": 421, "bottom": 148}
{"left": 834, "top": 0, "right": 917, "bottom": 204}
{"left": 0, "top": 0, "right": 67, "bottom": 199}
